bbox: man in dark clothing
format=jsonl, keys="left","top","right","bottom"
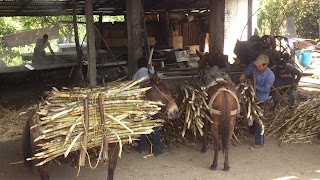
{"left": 271, "top": 60, "right": 302, "bottom": 109}
{"left": 132, "top": 58, "right": 167, "bottom": 157}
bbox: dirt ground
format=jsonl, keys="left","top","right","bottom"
{"left": 1, "top": 67, "right": 320, "bottom": 180}
{"left": 1, "top": 137, "right": 320, "bottom": 180}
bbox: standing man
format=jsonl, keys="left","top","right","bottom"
{"left": 132, "top": 58, "right": 167, "bottom": 157}
{"left": 239, "top": 54, "right": 275, "bottom": 149}
{"left": 33, "top": 34, "right": 57, "bottom": 61}
{"left": 271, "top": 60, "right": 302, "bottom": 110}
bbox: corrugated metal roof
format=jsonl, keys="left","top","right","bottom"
{"left": 0, "top": 0, "right": 209, "bottom": 16}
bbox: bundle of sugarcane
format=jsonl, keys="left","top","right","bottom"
{"left": 236, "top": 79, "right": 264, "bottom": 135}
{"left": 177, "top": 80, "right": 212, "bottom": 138}
{"left": 266, "top": 98, "right": 320, "bottom": 144}
{"left": 27, "top": 78, "right": 164, "bottom": 166}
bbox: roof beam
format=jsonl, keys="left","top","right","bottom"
{"left": 14, "top": 0, "right": 33, "bottom": 15}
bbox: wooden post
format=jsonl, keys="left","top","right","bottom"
{"left": 159, "top": 11, "right": 172, "bottom": 47}
{"left": 72, "top": 0, "right": 83, "bottom": 86}
{"left": 126, "top": 0, "right": 143, "bottom": 79}
{"left": 141, "top": 1, "right": 150, "bottom": 60}
{"left": 98, "top": 94, "right": 109, "bottom": 161}
{"left": 209, "top": 0, "right": 225, "bottom": 56}
{"left": 79, "top": 98, "right": 89, "bottom": 166}
{"left": 319, "top": 17, "right": 320, "bottom": 39}
{"left": 165, "top": 11, "right": 173, "bottom": 47}
{"left": 98, "top": 14, "right": 103, "bottom": 50}
{"left": 247, "top": 0, "right": 253, "bottom": 40}
{"left": 85, "top": 0, "right": 97, "bottom": 87}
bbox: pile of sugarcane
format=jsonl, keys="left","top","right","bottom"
{"left": 177, "top": 80, "right": 212, "bottom": 138}
{"left": 266, "top": 98, "right": 320, "bottom": 144}
{"left": 236, "top": 79, "right": 264, "bottom": 135}
{"left": 27, "top": 78, "right": 164, "bottom": 167}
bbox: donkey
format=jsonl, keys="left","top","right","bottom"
{"left": 22, "top": 73, "right": 178, "bottom": 180}
{"left": 197, "top": 51, "right": 239, "bottom": 171}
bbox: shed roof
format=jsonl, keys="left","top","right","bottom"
{"left": 0, "top": 0, "right": 209, "bottom": 17}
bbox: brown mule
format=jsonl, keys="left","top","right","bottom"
{"left": 197, "top": 51, "right": 239, "bottom": 171}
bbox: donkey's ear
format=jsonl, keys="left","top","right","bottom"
{"left": 196, "top": 50, "right": 202, "bottom": 58}
{"left": 148, "top": 69, "right": 152, "bottom": 78}
{"left": 153, "top": 72, "right": 161, "bottom": 85}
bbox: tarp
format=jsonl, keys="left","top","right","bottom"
{"left": 3, "top": 25, "right": 59, "bottom": 48}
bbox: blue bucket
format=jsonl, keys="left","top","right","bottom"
{"left": 299, "top": 51, "right": 312, "bottom": 67}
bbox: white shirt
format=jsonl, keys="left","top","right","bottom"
{"left": 132, "top": 67, "right": 155, "bottom": 83}
{"left": 35, "top": 38, "right": 51, "bottom": 52}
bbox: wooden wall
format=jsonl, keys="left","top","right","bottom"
{"left": 96, "top": 19, "right": 207, "bottom": 51}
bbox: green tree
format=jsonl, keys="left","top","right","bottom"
{"left": 258, "top": 0, "right": 319, "bottom": 39}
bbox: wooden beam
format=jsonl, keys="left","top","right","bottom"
{"left": 72, "top": 0, "right": 83, "bottom": 86}
{"left": 85, "top": 0, "right": 97, "bottom": 87}
{"left": 98, "top": 14, "right": 103, "bottom": 49}
{"left": 209, "top": 0, "right": 225, "bottom": 55}
{"left": 126, "top": 0, "right": 143, "bottom": 79}
{"left": 141, "top": 0, "right": 150, "bottom": 59}
{"left": 126, "top": 0, "right": 133, "bottom": 78}
{"left": 159, "top": 11, "right": 172, "bottom": 47}
{"left": 247, "top": 0, "right": 253, "bottom": 40}
{"left": 14, "top": 0, "right": 33, "bottom": 15}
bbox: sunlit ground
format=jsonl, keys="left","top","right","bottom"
{"left": 273, "top": 169, "right": 320, "bottom": 180}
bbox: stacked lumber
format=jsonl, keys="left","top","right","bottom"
{"left": 27, "top": 79, "right": 164, "bottom": 166}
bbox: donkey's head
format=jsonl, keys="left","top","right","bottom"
{"left": 146, "top": 71, "right": 178, "bottom": 120}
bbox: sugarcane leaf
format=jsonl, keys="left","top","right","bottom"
{"left": 64, "top": 131, "right": 84, "bottom": 158}
{"left": 63, "top": 116, "right": 83, "bottom": 146}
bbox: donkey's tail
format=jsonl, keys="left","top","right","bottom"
{"left": 221, "top": 91, "right": 231, "bottom": 153}
{"left": 22, "top": 111, "right": 35, "bottom": 168}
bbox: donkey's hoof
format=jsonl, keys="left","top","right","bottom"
{"left": 210, "top": 164, "right": 217, "bottom": 170}
{"left": 201, "top": 147, "right": 207, "bottom": 153}
{"left": 223, "top": 166, "right": 230, "bottom": 171}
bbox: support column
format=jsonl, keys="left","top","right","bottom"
{"left": 209, "top": 0, "right": 225, "bottom": 55}
{"left": 98, "top": 14, "right": 103, "bottom": 49}
{"left": 247, "top": 0, "right": 253, "bottom": 40}
{"left": 72, "top": 0, "right": 83, "bottom": 86}
{"left": 85, "top": 0, "right": 97, "bottom": 87}
{"left": 319, "top": 17, "right": 320, "bottom": 39}
{"left": 126, "top": 0, "right": 143, "bottom": 79}
{"left": 159, "top": 11, "right": 172, "bottom": 47}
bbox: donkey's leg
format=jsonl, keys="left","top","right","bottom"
{"left": 210, "top": 120, "right": 219, "bottom": 170}
{"left": 223, "top": 116, "right": 236, "bottom": 171}
{"left": 38, "top": 161, "right": 51, "bottom": 180}
{"left": 201, "top": 119, "right": 208, "bottom": 153}
{"left": 107, "top": 143, "right": 120, "bottom": 180}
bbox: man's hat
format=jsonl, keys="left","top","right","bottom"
{"left": 277, "top": 60, "right": 286, "bottom": 70}
{"left": 253, "top": 54, "right": 269, "bottom": 66}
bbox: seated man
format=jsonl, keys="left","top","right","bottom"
{"left": 33, "top": 34, "right": 57, "bottom": 62}
{"left": 271, "top": 60, "right": 302, "bottom": 109}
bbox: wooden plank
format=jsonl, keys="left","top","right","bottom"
{"left": 79, "top": 98, "right": 89, "bottom": 166}
{"left": 85, "top": 0, "right": 97, "bottom": 87}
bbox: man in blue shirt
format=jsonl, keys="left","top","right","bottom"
{"left": 239, "top": 54, "right": 275, "bottom": 149}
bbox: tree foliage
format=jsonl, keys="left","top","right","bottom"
{"left": 0, "top": 15, "right": 124, "bottom": 66}
{"left": 258, "top": 0, "right": 320, "bottom": 40}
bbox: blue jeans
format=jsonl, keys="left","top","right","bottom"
{"left": 273, "top": 79, "right": 295, "bottom": 106}
{"left": 250, "top": 100, "right": 267, "bottom": 145}
{"left": 138, "top": 114, "right": 164, "bottom": 155}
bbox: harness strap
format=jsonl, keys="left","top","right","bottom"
{"left": 206, "top": 78, "right": 228, "bottom": 89}
{"left": 208, "top": 87, "right": 240, "bottom": 116}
